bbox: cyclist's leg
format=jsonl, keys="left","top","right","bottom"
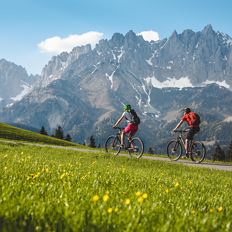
{"left": 120, "top": 131, "right": 125, "bottom": 146}
{"left": 128, "top": 125, "right": 138, "bottom": 147}
{"left": 186, "top": 127, "right": 200, "bottom": 154}
{"left": 123, "top": 124, "right": 137, "bottom": 147}
{"left": 122, "top": 124, "right": 131, "bottom": 147}
{"left": 185, "top": 128, "right": 195, "bottom": 155}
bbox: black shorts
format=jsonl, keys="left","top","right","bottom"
{"left": 186, "top": 127, "right": 200, "bottom": 140}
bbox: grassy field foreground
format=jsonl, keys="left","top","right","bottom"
{"left": 0, "top": 142, "right": 232, "bottom": 231}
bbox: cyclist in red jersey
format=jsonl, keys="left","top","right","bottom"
{"left": 173, "top": 108, "right": 200, "bottom": 156}
{"left": 112, "top": 104, "right": 139, "bottom": 147}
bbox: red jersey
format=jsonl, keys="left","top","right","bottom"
{"left": 181, "top": 112, "right": 199, "bottom": 128}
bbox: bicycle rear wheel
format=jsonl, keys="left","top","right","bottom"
{"left": 128, "top": 137, "right": 144, "bottom": 158}
{"left": 190, "top": 141, "right": 206, "bottom": 163}
{"left": 105, "top": 135, "right": 121, "bottom": 156}
{"left": 167, "top": 140, "right": 183, "bottom": 161}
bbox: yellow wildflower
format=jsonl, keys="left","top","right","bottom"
{"left": 124, "top": 198, "right": 130, "bottom": 205}
{"left": 217, "top": 206, "right": 223, "bottom": 212}
{"left": 174, "top": 182, "right": 179, "bottom": 187}
{"left": 135, "top": 191, "right": 142, "bottom": 197}
{"left": 114, "top": 207, "right": 119, "bottom": 212}
{"left": 103, "top": 194, "right": 109, "bottom": 202}
{"left": 31, "top": 172, "right": 40, "bottom": 179}
{"left": 108, "top": 208, "right": 113, "bottom": 213}
{"left": 138, "top": 197, "right": 144, "bottom": 203}
{"left": 165, "top": 189, "right": 170, "bottom": 193}
{"left": 60, "top": 173, "right": 67, "bottom": 179}
{"left": 92, "top": 195, "right": 100, "bottom": 203}
{"left": 142, "top": 193, "right": 148, "bottom": 199}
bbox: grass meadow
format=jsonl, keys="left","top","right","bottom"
{"left": 0, "top": 142, "right": 232, "bottom": 232}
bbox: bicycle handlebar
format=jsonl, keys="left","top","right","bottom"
{"left": 113, "top": 126, "right": 124, "bottom": 130}
{"left": 173, "top": 129, "right": 189, "bottom": 133}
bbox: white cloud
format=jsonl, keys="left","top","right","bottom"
{"left": 137, "top": 30, "right": 160, "bottom": 42}
{"left": 38, "top": 31, "right": 104, "bottom": 54}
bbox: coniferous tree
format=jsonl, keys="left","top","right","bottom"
{"left": 54, "top": 126, "right": 64, "bottom": 139}
{"left": 212, "top": 144, "right": 225, "bottom": 161}
{"left": 89, "top": 135, "right": 96, "bottom": 148}
{"left": 148, "top": 147, "right": 155, "bottom": 154}
{"left": 226, "top": 140, "right": 232, "bottom": 161}
{"left": 39, "top": 126, "right": 48, "bottom": 135}
{"left": 65, "top": 134, "right": 72, "bottom": 142}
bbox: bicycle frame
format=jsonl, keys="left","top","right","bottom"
{"left": 175, "top": 130, "right": 190, "bottom": 155}
{"left": 105, "top": 127, "right": 144, "bottom": 158}
{"left": 115, "top": 127, "right": 132, "bottom": 148}
{"left": 167, "top": 129, "right": 206, "bottom": 163}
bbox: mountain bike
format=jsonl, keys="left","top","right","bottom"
{"left": 167, "top": 129, "right": 206, "bottom": 163}
{"left": 105, "top": 127, "right": 144, "bottom": 158}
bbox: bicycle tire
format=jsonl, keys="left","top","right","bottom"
{"left": 167, "top": 140, "right": 183, "bottom": 161}
{"left": 105, "top": 135, "right": 121, "bottom": 156}
{"left": 190, "top": 141, "right": 206, "bottom": 163}
{"left": 128, "top": 137, "right": 144, "bottom": 158}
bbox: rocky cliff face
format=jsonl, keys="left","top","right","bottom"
{"left": 0, "top": 59, "right": 38, "bottom": 110}
{"left": 1, "top": 25, "right": 232, "bottom": 150}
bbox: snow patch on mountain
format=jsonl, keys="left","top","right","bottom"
{"left": 11, "top": 83, "right": 32, "bottom": 101}
{"left": 48, "top": 113, "right": 63, "bottom": 128}
{"left": 106, "top": 71, "right": 116, "bottom": 89}
{"left": 224, "top": 116, "right": 232, "bottom": 122}
{"left": 145, "top": 76, "right": 193, "bottom": 89}
{"left": 117, "top": 48, "right": 125, "bottom": 62}
{"left": 202, "top": 80, "right": 230, "bottom": 89}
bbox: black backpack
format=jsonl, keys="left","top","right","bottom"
{"left": 130, "top": 109, "right": 140, "bottom": 125}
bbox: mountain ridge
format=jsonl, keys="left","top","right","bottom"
{"left": 1, "top": 25, "right": 232, "bottom": 151}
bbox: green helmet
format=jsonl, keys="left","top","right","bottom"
{"left": 123, "top": 104, "right": 131, "bottom": 111}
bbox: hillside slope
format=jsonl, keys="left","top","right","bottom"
{"left": 0, "top": 122, "right": 79, "bottom": 146}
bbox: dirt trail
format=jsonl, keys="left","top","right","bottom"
{"left": 1, "top": 139, "right": 231, "bottom": 172}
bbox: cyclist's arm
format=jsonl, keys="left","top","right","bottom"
{"left": 113, "top": 114, "right": 124, "bottom": 128}
{"left": 173, "top": 119, "right": 184, "bottom": 131}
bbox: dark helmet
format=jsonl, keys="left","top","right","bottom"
{"left": 184, "top": 107, "right": 191, "bottom": 113}
{"left": 123, "top": 104, "right": 131, "bottom": 111}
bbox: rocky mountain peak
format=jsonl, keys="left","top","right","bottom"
{"left": 0, "top": 59, "right": 37, "bottom": 108}
{"left": 202, "top": 24, "right": 214, "bottom": 34}
{"left": 110, "top": 32, "right": 125, "bottom": 47}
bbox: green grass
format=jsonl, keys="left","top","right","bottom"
{"left": 0, "top": 142, "right": 231, "bottom": 232}
{"left": 0, "top": 122, "right": 80, "bottom": 147}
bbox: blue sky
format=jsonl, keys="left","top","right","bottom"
{"left": 0, "top": 0, "right": 232, "bottom": 75}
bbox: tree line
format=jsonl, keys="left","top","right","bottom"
{"left": 39, "top": 126, "right": 99, "bottom": 148}
{"left": 39, "top": 125, "right": 72, "bottom": 142}
{"left": 211, "top": 141, "right": 232, "bottom": 161}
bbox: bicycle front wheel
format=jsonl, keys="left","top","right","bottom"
{"left": 167, "top": 140, "right": 183, "bottom": 161}
{"left": 128, "top": 137, "right": 144, "bottom": 158}
{"left": 190, "top": 141, "right": 206, "bottom": 163}
{"left": 105, "top": 135, "right": 121, "bottom": 156}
